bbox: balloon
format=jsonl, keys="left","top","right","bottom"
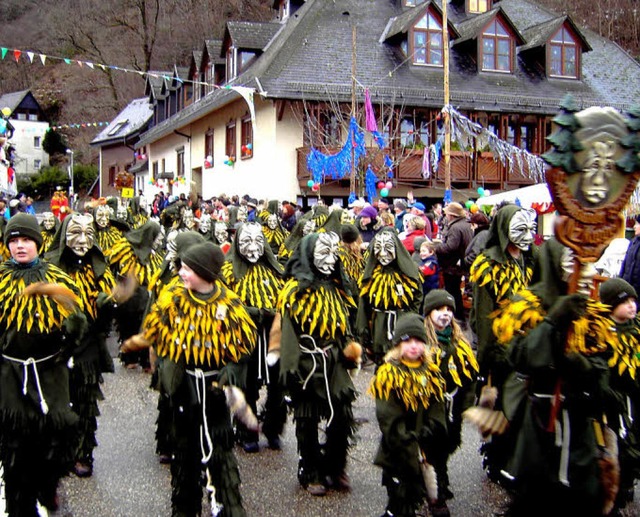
{"left": 307, "top": 180, "right": 315, "bottom": 188}
{"left": 470, "top": 204, "right": 479, "bottom": 213}
{"left": 380, "top": 188, "right": 389, "bottom": 197}
{"left": 484, "top": 189, "right": 491, "bottom": 197}
{"left": 206, "top": 155, "right": 213, "bottom": 162}
{"left": 204, "top": 161, "right": 211, "bottom": 168}
{"left": 311, "top": 184, "right": 319, "bottom": 192}
{"left": 377, "top": 181, "right": 385, "bottom": 190}
{"left": 1, "top": 107, "right": 10, "bottom": 117}
{"left": 385, "top": 181, "right": 393, "bottom": 189}
{"left": 246, "top": 143, "right": 252, "bottom": 150}
{"left": 465, "top": 200, "right": 473, "bottom": 209}
{"left": 477, "top": 187, "right": 485, "bottom": 196}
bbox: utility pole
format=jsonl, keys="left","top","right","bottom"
{"left": 350, "top": 25, "right": 357, "bottom": 196}
{"left": 442, "top": 0, "right": 451, "bottom": 197}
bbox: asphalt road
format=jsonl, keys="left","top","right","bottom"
{"left": 34, "top": 335, "right": 638, "bottom": 516}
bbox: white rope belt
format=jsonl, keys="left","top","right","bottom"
{"left": 257, "top": 326, "right": 270, "bottom": 384}
{"left": 186, "top": 368, "right": 219, "bottom": 464}
{"left": 373, "top": 308, "right": 397, "bottom": 341}
{"left": 2, "top": 352, "right": 58, "bottom": 415}
{"left": 444, "top": 387, "right": 459, "bottom": 423}
{"left": 299, "top": 334, "right": 335, "bottom": 426}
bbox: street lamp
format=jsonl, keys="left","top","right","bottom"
{"left": 66, "top": 149, "right": 74, "bottom": 207}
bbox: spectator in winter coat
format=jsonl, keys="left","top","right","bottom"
{"left": 393, "top": 199, "right": 408, "bottom": 233}
{"left": 418, "top": 240, "right": 439, "bottom": 298}
{"left": 620, "top": 215, "right": 640, "bottom": 293}
{"left": 356, "top": 205, "right": 383, "bottom": 247}
{"left": 434, "top": 202, "right": 473, "bottom": 324}
{"left": 464, "top": 212, "right": 491, "bottom": 267}
{"left": 401, "top": 216, "right": 427, "bottom": 254}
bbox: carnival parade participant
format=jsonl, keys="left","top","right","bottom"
{"left": 270, "top": 232, "right": 362, "bottom": 496}
{"left": 490, "top": 237, "right": 615, "bottom": 516}
{"left": 92, "top": 203, "right": 129, "bottom": 260}
{"left": 124, "top": 241, "right": 257, "bottom": 517}
{"left": 222, "top": 222, "right": 287, "bottom": 452}
{"left": 369, "top": 312, "right": 447, "bottom": 517}
{"left": 45, "top": 213, "right": 120, "bottom": 478}
{"left": 356, "top": 226, "right": 423, "bottom": 366}
{"left": 257, "top": 200, "right": 289, "bottom": 257}
{"left": 0, "top": 213, "right": 88, "bottom": 514}
{"left": 39, "top": 211, "right": 60, "bottom": 255}
{"left": 108, "top": 219, "right": 165, "bottom": 369}
{"left": 468, "top": 204, "right": 537, "bottom": 482}
{"left": 423, "top": 289, "right": 478, "bottom": 508}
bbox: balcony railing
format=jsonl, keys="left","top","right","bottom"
{"left": 296, "top": 147, "right": 537, "bottom": 190}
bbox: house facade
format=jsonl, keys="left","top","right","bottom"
{"left": 0, "top": 90, "right": 50, "bottom": 192}
{"left": 128, "top": 0, "right": 640, "bottom": 207}
{"left": 90, "top": 97, "right": 154, "bottom": 198}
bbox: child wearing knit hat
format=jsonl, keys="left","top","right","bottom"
{"left": 599, "top": 277, "right": 640, "bottom": 511}
{"left": 369, "top": 312, "right": 448, "bottom": 517}
{"left": 422, "top": 289, "right": 479, "bottom": 514}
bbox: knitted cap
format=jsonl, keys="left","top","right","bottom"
{"left": 394, "top": 199, "right": 408, "bottom": 210}
{"left": 423, "top": 289, "right": 456, "bottom": 315}
{"left": 360, "top": 205, "right": 378, "bottom": 219}
{"left": 392, "top": 313, "right": 428, "bottom": 346}
{"left": 5, "top": 213, "right": 43, "bottom": 248}
{"left": 340, "top": 224, "right": 360, "bottom": 244}
{"left": 599, "top": 278, "right": 637, "bottom": 308}
{"left": 179, "top": 241, "right": 224, "bottom": 282}
{"left": 412, "top": 202, "right": 426, "bottom": 212}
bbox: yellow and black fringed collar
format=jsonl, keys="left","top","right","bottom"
{"left": 0, "top": 263, "right": 83, "bottom": 333}
{"left": 108, "top": 240, "right": 164, "bottom": 287}
{"left": 470, "top": 253, "right": 533, "bottom": 301}
{"left": 144, "top": 283, "right": 256, "bottom": 367}
{"left": 262, "top": 226, "right": 287, "bottom": 250}
{"left": 338, "top": 247, "right": 363, "bottom": 285}
{"left": 129, "top": 213, "right": 149, "bottom": 230}
{"left": 359, "top": 264, "right": 420, "bottom": 310}
{"left": 66, "top": 263, "right": 116, "bottom": 321}
{"left": 96, "top": 229, "right": 125, "bottom": 259}
{"left": 278, "top": 278, "right": 355, "bottom": 340}
{"left": 369, "top": 359, "right": 445, "bottom": 411}
{"left": 492, "top": 289, "right": 616, "bottom": 356}
{"left": 436, "top": 339, "right": 479, "bottom": 387}
{"left": 40, "top": 231, "right": 56, "bottom": 255}
{"left": 608, "top": 318, "right": 640, "bottom": 380}
{"left": 221, "top": 262, "right": 283, "bottom": 310}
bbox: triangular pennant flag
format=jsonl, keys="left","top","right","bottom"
{"left": 86, "top": 62, "right": 94, "bottom": 69}
{"left": 97, "top": 64, "right": 106, "bottom": 71}
{"left": 64, "top": 59, "right": 71, "bottom": 64}
{"left": 13, "top": 49, "right": 21, "bottom": 62}
{"left": 77, "top": 60, "right": 83, "bottom": 67}
{"left": 39, "top": 54, "right": 47, "bottom": 65}
{"left": 27, "top": 52, "right": 35, "bottom": 63}
{"left": 137, "top": 71, "right": 145, "bottom": 76}
{"left": 1, "top": 48, "right": 7, "bottom": 60}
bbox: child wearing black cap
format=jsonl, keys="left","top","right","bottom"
{"left": 422, "top": 289, "right": 479, "bottom": 510}
{"left": 126, "top": 241, "right": 257, "bottom": 516}
{"left": 369, "top": 312, "right": 448, "bottom": 517}
{"left": 599, "top": 277, "right": 640, "bottom": 512}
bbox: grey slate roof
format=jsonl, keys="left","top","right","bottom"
{"left": 520, "top": 15, "right": 591, "bottom": 52}
{"left": 91, "top": 97, "right": 153, "bottom": 146}
{"left": 453, "top": 6, "right": 525, "bottom": 45}
{"left": 204, "top": 40, "right": 225, "bottom": 65}
{"left": 0, "top": 90, "right": 31, "bottom": 114}
{"left": 224, "top": 21, "right": 283, "bottom": 51}
{"left": 138, "top": 0, "right": 640, "bottom": 145}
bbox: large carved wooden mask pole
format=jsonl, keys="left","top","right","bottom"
{"left": 544, "top": 96, "right": 640, "bottom": 291}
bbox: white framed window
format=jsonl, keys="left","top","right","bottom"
{"left": 34, "top": 136, "right": 41, "bottom": 149}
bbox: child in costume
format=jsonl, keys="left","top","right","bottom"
{"left": 418, "top": 240, "right": 439, "bottom": 299}
{"left": 270, "top": 231, "right": 361, "bottom": 496}
{"left": 125, "top": 241, "right": 257, "bottom": 517}
{"left": 221, "top": 222, "right": 287, "bottom": 452}
{"left": 599, "top": 278, "right": 640, "bottom": 512}
{"left": 369, "top": 312, "right": 447, "bottom": 517}
{"left": 423, "top": 289, "right": 479, "bottom": 507}
{"left": 0, "top": 213, "right": 88, "bottom": 514}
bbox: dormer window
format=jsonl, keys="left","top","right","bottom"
{"left": 481, "top": 18, "right": 513, "bottom": 73}
{"left": 226, "top": 47, "right": 237, "bottom": 80}
{"left": 412, "top": 12, "right": 443, "bottom": 66}
{"left": 468, "top": 0, "right": 491, "bottom": 14}
{"left": 550, "top": 26, "right": 578, "bottom": 78}
{"left": 279, "top": 0, "right": 290, "bottom": 21}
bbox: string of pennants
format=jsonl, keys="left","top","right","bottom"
{"left": 49, "top": 122, "right": 111, "bottom": 131}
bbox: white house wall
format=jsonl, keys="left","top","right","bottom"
{"left": 8, "top": 120, "right": 50, "bottom": 176}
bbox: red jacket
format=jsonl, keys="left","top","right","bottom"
{"left": 401, "top": 229, "right": 426, "bottom": 254}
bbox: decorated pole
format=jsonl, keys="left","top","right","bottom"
{"left": 442, "top": 0, "right": 451, "bottom": 196}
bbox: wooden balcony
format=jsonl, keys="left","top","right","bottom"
{"left": 296, "top": 147, "right": 537, "bottom": 191}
